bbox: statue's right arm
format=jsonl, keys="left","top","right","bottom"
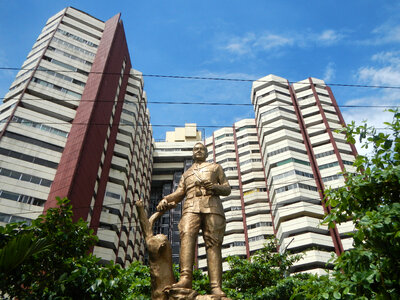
{"left": 157, "top": 176, "right": 186, "bottom": 211}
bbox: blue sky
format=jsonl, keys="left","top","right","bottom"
{"left": 1, "top": 1, "right": 400, "bottom": 143}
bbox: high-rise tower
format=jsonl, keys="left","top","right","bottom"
{"left": 251, "top": 75, "right": 356, "bottom": 273}
{"left": 0, "top": 7, "right": 153, "bottom": 266}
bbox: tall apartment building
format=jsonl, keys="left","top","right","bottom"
{"left": 0, "top": 7, "right": 153, "bottom": 266}
{"left": 153, "top": 76, "right": 356, "bottom": 275}
{"left": 251, "top": 74, "right": 357, "bottom": 273}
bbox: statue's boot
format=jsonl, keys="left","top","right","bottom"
{"left": 172, "top": 234, "right": 195, "bottom": 289}
{"left": 207, "top": 246, "right": 226, "bottom": 297}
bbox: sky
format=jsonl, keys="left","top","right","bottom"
{"left": 1, "top": 0, "right": 400, "bottom": 147}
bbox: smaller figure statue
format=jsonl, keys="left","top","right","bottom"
{"left": 136, "top": 200, "right": 176, "bottom": 300}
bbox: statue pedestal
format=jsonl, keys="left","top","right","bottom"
{"left": 164, "top": 287, "right": 231, "bottom": 300}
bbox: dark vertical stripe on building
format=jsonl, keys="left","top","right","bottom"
{"left": 288, "top": 82, "right": 343, "bottom": 256}
{"left": 232, "top": 124, "right": 250, "bottom": 259}
{"left": 45, "top": 14, "right": 128, "bottom": 228}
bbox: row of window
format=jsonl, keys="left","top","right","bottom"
{"left": 275, "top": 182, "right": 317, "bottom": 194}
{"left": 32, "top": 77, "right": 81, "bottom": 98}
{"left": 259, "top": 105, "right": 294, "bottom": 118}
{"left": 38, "top": 67, "right": 86, "bottom": 87}
{"left": 240, "top": 158, "right": 261, "bottom": 167}
{"left": 315, "top": 149, "right": 335, "bottom": 158}
{"left": 214, "top": 133, "right": 233, "bottom": 140}
{"left": 0, "top": 167, "right": 52, "bottom": 187}
{"left": 215, "top": 149, "right": 236, "bottom": 157}
{"left": 222, "top": 241, "right": 246, "bottom": 249}
{"left": 57, "top": 28, "right": 98, "bottom": 48}
{"left": 215, "top": 141, "right": 234, "bottom": 148}
{"left": 0, "top": 212, "right": 31, "bottom": 225}
{"left": 43, "top": 55, "right": 89, "bottom": 77}
{"left": 122, "top": 108, "right": 137, "bottom": 119}
{"left": 248, "top": 234, "right": 269, "bottom": 242}
{"left": 4, "top": 131, "right": 63, "bottom": 153}
{"left": 236, "top": 132, "right": 258, "bottom": 140}
{"left": 247, "top": 221, "right": 272, "bottom": 229}
{"left": 216, "top": 157, "right": 236, "bottom": 164}
{"left": 270, "top": 157, "right": 310, "bottom": 169}
{"left": 0, "top": 189, "right": 46, "bottom": 206}
{"left": 266, "top": 145, "right": 307, "bottom": 158}
{"left": 47, "top": 45, "right": 92, "bottom": 66}
{"left": 0, "top": 147, "right": 58, "bottom": 169}
{"left": 239, "top": 149, "right": 260, "bottom": 157}
{"left": 12, "top": 115, "right": 68, "bottom": 137}
{"left": 318, "top": 161, "right": 338, "bottom": 170}
{"left": 52, "top": 36, "right": 95, "bottom": 57}
{"left": 236, "top": 125, "right": 256, "bottom": 132}
{"left": 272, "top": 169, "right": 314, "bottom": 182}
{"left": 322, "top": 174, "right": 343, "bottom": 183}
{"left": 237, "top": 141, "right": 259, "bottom": 149}
{"left": 243, "top": 187, "right": 267, "bottom": 196}
{"left": 124, "top": 99, "right": 139, "bottom": 110}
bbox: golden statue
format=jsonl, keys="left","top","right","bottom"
{"left": 157, "top": 142, "right": 231, "bottom": 297}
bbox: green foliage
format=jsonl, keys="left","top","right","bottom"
{"left": 293, "top": 109, "right": 400, "bottom": 299}
{"left": 192, "top": 267, "right": 211, "bottom": 295}
{"left": 125, "top": 261, "right": 152, "bottom": 299}
{"left": 0, "top": 197, "right": 131, "bottom": 299}
{"left": 222, "top": 238, "right": 307, "bottom": 299}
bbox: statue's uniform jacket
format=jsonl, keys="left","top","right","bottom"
{"left": 164, "top": 162, "right": 231, "bottom": 247}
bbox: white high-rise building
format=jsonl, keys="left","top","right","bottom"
{"left": 252, "top": 75, "right": 356, "bottom": 273}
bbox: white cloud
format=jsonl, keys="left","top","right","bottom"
{"left": 343, "top": 51, "right": 400, "bottom": 155}
{"left": 323, "top": 62, "right": 335, "bottom": 82}
{"left": 254, "top": 33, "right": 294, "bottom": 50}
{"left": 224, "top": 33, "right": 255, "bottom": 55}
{"left": 317, "top": 30, "right": 344, "bottom": 45}
{"left": 359, "top": 23, "right": 400, "bottom": 45}
{"left": 221, "top": 28, "right": 343, "bottom": 56}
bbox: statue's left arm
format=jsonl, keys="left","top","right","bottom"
{"left": 212, "top": 164, "right": 231, "bottom": 196}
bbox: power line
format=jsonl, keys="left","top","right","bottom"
{"left": 0, "top": 120, "right": 394, "bottom": 130}
{"left": 2, "top": 97, "right": 400, "bottom": 108}
{"left": 2, "top": 66, "right": 400, "bottom": 89}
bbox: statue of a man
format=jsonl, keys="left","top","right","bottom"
{"left": 157, "top": 142, "right": 231, "bottom": 297}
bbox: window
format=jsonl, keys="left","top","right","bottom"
{"left": 322, "top": 174, "right": 343, "bottom": 183}
{"left": 247, "top": 222, "right": 272, "bottom": 229}
{"left": 36, "top": 66, "right": 86, "bottom": 87}
{"left": 52, "top": 37, "right": 95, "bottom": 57}
{"left": 32, "top": 77, "right": 81, "bottom": 98}
{"left": 319, "top": 161, "right": 339, "bottom": 170}
{"left": 270, "top": 158, "right": 310, "bottom": 168}
{"left": 267, "top": 146, "right": 307, "bottom": 158}
{"left": 0, "top": 190, "right": 46, "bottom": 206}
{"left": 0, "top": 212, "right": 31, "bottom": 224}
{"left": 12, "top": 116, "right": 68, "bottom": 137}
{"left": 0, "top": 167, "right": 52, "bottom": 187}
{"left": 239, "top": 158, "right": 261, "bottom": 167}
{"left": 56, "top": 28, "right": 98, "bottom": 48}
{"left": 0, "top": 147, "right": 58, "bottom": 169}
{"left": 315, "top": 150, "right": 335, "bottom": 158}
{"left": 214, "top": 133, "right": 233, "bottom": 140}
{"left": 4, "top": 132, "right": 63, "bottom": 153}
{"left": 275, "top": 182, "right": 317, "bottom": 194}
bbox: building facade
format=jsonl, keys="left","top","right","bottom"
{"left": 0, "top": 7, "right": 153, "bottom": 266}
